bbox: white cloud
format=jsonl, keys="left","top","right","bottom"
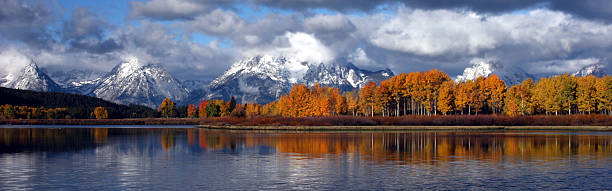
{"left": 0, "top": 47, "right": 31, "bottom": 77}
{"left": 531, "top": 57, "right": 601, "bottom": 74}
{"left": 241, "top": 32, "right": 335, "bottom": 64}
{"left": 304, "top": 14, "right": 355, "bottom": 33}
{"left": 190, "top": 9, "right": 245, "bottom": 36}
{"left": 348, "top": 48, "right": 377, "bottom": 66}
{"left": 129, "top": 0, "right": 208, "bottom": 20}
{"left": 368, "top": 9, "right": 501, "bottom": 56}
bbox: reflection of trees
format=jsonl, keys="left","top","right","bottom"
{"left": 198, "top": 130, "right": 612, "bottom": 164}
{"left": 161, "top": 129, "right": 175, "bottom": 150}
{"left": 93, "top": 128, "right": 108, "bottom": 144}
{"left": 0, "top": 128, "right": 99, "bottom": 153}
{"left": 187, "top": 129, "right": 196, "bottom": 146}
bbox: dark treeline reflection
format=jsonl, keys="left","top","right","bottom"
{"left": 1, "top": 128, "right": 611, "bottom": 163}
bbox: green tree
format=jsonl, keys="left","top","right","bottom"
{"left": 206, "top": 102, "right": 220, "bottom": 117}
{"left": 229, "top": 96, "right": 237, "bottom": 113}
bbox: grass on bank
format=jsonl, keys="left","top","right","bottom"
{"left": 0, "top": 115, "right": 611, "bottom": 126}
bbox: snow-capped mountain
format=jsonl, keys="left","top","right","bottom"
{"left": 181, "top": 79, "right": 210, "bottom": 92}
{"left": 572, "top": 64, "right": 608, "bottom": 77}
{"left": 0, "top": 61, "right": 61, "bottom": 92}
{"left": 455, "top": 57, "right": 533, "bottom": 85}
{"left": 202, "top": 55, "right": 393, "bottom": 104}
{"left": 49, "top": 69, "right": 103, "bottom": 93}
{"left": 89, "top": 57, "right": 189, "bottom": 108}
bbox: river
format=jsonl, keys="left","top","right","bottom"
{"left": 0, "top": 126, "right": 611, "bottom": 190}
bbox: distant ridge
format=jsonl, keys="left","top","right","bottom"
{"left": 0, "top": 87, "right": 157, "bottom": 118}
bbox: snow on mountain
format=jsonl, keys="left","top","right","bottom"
{"left": 572, "top": 63, "right": 608, "bottom": 77}
{"left": 455, "top": 57, "right": 532, "bottom": 85}
{"left": 202, "top": 55, "right": 393, "bottom": 104}
{"left": 90, "top": 57, "right": 189, "bottom": 108}
{"left": 1, "top": 61, "right": 61, "bottom": 92}
{"left": 181, "top": 80, "right": 210, "bottom": 91}
{"left": 48, "top": 69, "right": 103, "bottom": 94}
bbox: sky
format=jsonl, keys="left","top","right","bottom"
{"left": 1, "top": 0, "right": 612, "bottom": 81}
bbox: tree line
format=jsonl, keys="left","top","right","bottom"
{"left": 176, "top": 70, "right": 610, "bottom": 118}
{"left": 0, "top": 87, "right": 157, "bottom": 119}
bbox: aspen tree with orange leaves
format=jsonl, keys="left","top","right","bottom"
{"left": 186, "top": 69, "right": 610, "bottom": 119}
{"left": 198, "top": 100, "right": 208, "bottom": 118}
{"left": 359, "top": 81, "right": 377, "bottom": 117}
{"left": 483, "top": 75, "right": 506, "bottom": 114}
{"left": 437, "top": 81, "right": 455, "bottom": 115}
{"left": 187, "top": 104, "right": 197, "bottom": 118}
{"left": 576, "top": 75, "right": 598, "bottom": 114}
{"left": 595, "top": 76, "right": 612, "bottom": 115}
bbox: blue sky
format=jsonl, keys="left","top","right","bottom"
{"left": 1, "top": 0, "right": 611, "bottom": 80}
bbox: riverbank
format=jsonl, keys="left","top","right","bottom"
{"left": 198, "top": 125, "right": 612, "bottom": 131}
{"left": 1, "top": 115, "right": 611, "bottom": 126}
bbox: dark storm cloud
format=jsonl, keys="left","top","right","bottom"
{"left": 0, "top": 0, "right": 57, "bottom": 48}
{"left": 63, "top": 8, "right": 107, "bottom": 40}
{"left": 549, "top": 0, "right": 612, "bottom": 22}
{"left": 63, "top": 8, "right": 122, "bottom": 54}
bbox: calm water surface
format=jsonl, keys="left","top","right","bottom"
{"left": 0, "top": 126, "right": 611, "bottom": 190}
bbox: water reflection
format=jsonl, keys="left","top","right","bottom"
{"left": 0, "top": 127, "right": 611, "bottom": 190}
{"left": 1, "top": 128, "right": 610, "bottom": 163}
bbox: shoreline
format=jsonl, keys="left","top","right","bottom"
{"left": 199, "top": 125, "right": 612, "bottom": 131}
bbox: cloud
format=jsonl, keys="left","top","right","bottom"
{"left": 0, "top": 0, "right": 57, "bottom": 49}
{"left": 63, "top": 8, "right": 107, "bottom": 39}
{"left": 304, "top": 14, "right": 356, "bottom": 43}
{"left": 62, "top": 8, "right": 122, "bottom": 54}
{"left": 128, "top": 0, "right": 209, "bottom": 20}
{"left": 369, "top": 9, "right": 500, "bottom": 56}
{"left": 347, "top": 48, "right": 377, "bottom": 67}
{"left": 188, "top": 9, "right": 246, "bottom": 36}
{"left": 531, "top": 58, "right": 602, "bottom": 74}
{"left": 352, "top": 8, "right": 612, "bottom": 75}
{"left": 0, "top": 47, "right": 32, "bottom": 77}
{"left": 241, "top": 32, "right": 335, "bottom": 64}
{"left": 113, "top": 22, "right": 234, "bottom": 80}
{"left": 549, "top": 0, "right": 612, "bottom": 22}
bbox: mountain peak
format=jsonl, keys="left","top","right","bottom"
{"left": 91, "top": 60, "right": 188, "bottom": 108}
{"left": 202, "top": 55, "right": 393, "bottom": 104}
{"left": 2, "top": 60, "right": 61, "bottom": 92}
{"left": 115, "top": 57, "right": 144, "bottom": 78}
{"left": 572, "top": 63, "right": 607, "bottom": 77}
{"left": 455, "top": 57, "right": 530, "bottom": 85}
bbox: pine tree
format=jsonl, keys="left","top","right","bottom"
{"left": 229, "top": 96, "right": 237, "bottom": 113}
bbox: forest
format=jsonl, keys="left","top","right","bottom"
{"left": 173, "top": 70, "right": 611, "bottom": 119}
{"left": 0, "top": 87, "right": 157, "bottom": 119}
{"left": 1, "top": 70, "right": 611, "bottom": 122}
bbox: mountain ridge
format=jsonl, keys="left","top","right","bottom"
{"left": 201, "top": 55, "right": 393, "bottom": 104}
